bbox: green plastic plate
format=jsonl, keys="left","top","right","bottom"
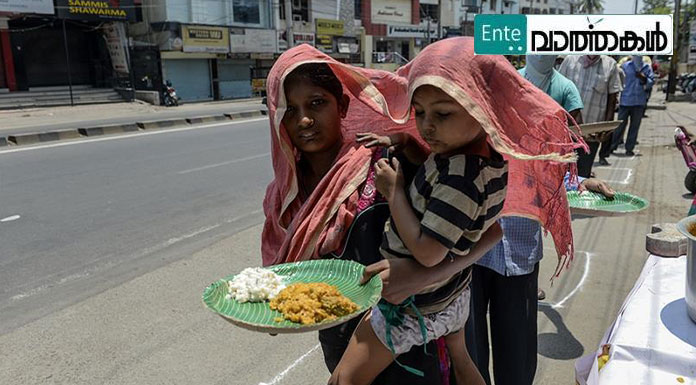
{"left": 567, "top": 191, "right": 649, "bottom": 216}
{"left": 202, "top": 259, "right": 382, "bottom": 333}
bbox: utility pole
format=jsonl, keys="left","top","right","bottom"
{"left": 284, "top": 0, "right": 294, "bottom": 48}
{"left": 634, "top": 0, "right": 639, "bottom": 14}
{"left": 437, "top": 0, "right": 442, "bottom": 41}
{"left": 61, "top": 19, "right": 74, "bottom": 107}
{"left": 426, "top": 15, "right": 431, "bottom": 44}
{"left": 667, "top": 0, "right": 682, "bottom": 101}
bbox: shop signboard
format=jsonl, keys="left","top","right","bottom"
{"left": 55, "top": 0, "right": 135, "bottom": 21}
{"left": 251, "top": 78, "right": 266, "bottom": 92}
{"left": 182, "top": 25, "right": 230, "bottom": 54}
{"left": 317, "top": 34, "right": 333, "bottom": 53}
{"left": 316, "top": 19, "right": 344, "bottom": 36}
{"left": 229, "top": 28, "right": 277, "bottom": 53}
{"left": 371, "top": 0, "right": 411, "bottom": 25}
{"left": 387, "top": 24, "right": 438, "bottom": 38}
{"left": 293, "top": 32, "right": 315, "bottom": 47}
{"left": 103, "top": 22, "right": 130, "bottom": 75}
{"left": 336, "top": 37, "right": 359, "bottom": 54}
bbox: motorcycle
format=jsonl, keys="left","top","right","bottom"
{"left": 675, "top": 126, "right": 696, "bottom": 193}
{"left": 162, "top": 80, "right": 179, "bottom": 107}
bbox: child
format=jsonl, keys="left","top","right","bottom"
{"left": 330, "top": 81, "right": 507, "bottom": 385}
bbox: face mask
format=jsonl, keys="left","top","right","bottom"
{"left": 632, "top": 56, "right": 643, "bottom": 68}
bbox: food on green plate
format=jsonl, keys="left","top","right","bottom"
{"left": 226, "top": 267, "right": 286, "bottom": 303}
{"left": 270, "top": 282, "right": 358, "bottom": 325}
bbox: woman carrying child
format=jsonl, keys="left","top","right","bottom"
{"left": 261, "top": 44, "right": 503, "bottom": 384}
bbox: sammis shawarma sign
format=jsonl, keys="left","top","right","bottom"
{"left": 56, "top": 0, "right": 136, "bottom": 21}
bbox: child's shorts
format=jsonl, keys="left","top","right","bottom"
{"left": 370, "top": 288, "right": 470, "bottom": 355}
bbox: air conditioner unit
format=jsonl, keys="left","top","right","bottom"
{"left": 293, "top": 14, "right": 302, "bottom": 22}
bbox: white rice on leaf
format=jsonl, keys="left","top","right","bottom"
{"left": 226, "top": 267, "right": 286, "bottom": 303}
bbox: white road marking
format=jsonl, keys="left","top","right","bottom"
{"left": 259, "top": 344, "right": 321, "bottom": 385}
{"left": 539, "top": 251, "right": 592, "bottom": 309}
{"left": 0, "top": 215, "right": 20, "bottom": 222}
{"left": 0, "top": 118, "right": 267, "bottom": 155}
{"left": 164, "top": 224, "right": 221, "bottom": 246}
{"left": 177, "top": 153, "right": 270, "bottom": 175}
{"left": 601, "top": 168, "right": 634, "bottom": 185}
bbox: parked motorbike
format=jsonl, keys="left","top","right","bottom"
{"left": 162, "top": 80, "right": 179, "bottom": 107}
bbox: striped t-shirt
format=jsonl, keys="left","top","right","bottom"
{"left": 380, "top": 150, "right": 508, "bottom": 314}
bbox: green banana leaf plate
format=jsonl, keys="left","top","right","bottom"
{"left": 567, "top": 191, "right": 649, "bottom": 217}
{"left": 202, "top": 259, "right": 382, "bottom": 333}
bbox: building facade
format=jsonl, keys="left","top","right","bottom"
{"left": 520, "top": 0, "right": 571, "bottom": 14}
{"left": 0, "top": 0, "right": 133, "bottom": 93}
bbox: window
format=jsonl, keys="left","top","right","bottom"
{"left": 521, "top": 6, "right": 530, "bottom": 14}
{"left": 533, "top": 8, "right": 540, "bottom": 13}
{"left": 233, "top": 0, "right": 260, "bottom": 24}
{"left": 542, "top": 8, "right": 547, "bottom": 13}
{"left": 549, "top": 7, "right": 556, "bottom": 14}
{"left": 490, "top": 0, "right": 497, "bottom": 11}
{"left": 558, "top": 9, "right": 564, "bottom": 14}
{"left": 354, "top": 0, "right": 361, "bottom": 19}
{"left": 293, "top": 0, "right": 309, "bottom": 22}
{"left": 280, "top": 0, "right": 309, "bottom": 21}
{"left": 421, "top": 4, "right": 439, "bottom": 22}
{"left": 543, "top": 0, "right": 547, "bottom": 3}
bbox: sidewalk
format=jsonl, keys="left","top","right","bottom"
{"left": 0, "top": 98, "right": 266, "bottom": 137}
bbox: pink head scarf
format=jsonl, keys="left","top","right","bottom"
{"left": 393, "top": 37, "right": 588, "bottom": 276}
{"left": 261, "top": 44, "right": 421, "bottom": 266}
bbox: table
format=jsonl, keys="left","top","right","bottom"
{"left": 575, "top": 254, "right": 696, "bottom": 385}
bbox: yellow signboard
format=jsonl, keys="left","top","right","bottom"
{"left": 252, "top": 78, "right": 267, "bottom": 92}
{"left": 316, "top": 18, "right": 344, "bottom": 36}
{"left": 317, "top": 34, "right": 333, "bottom": 53}
{"left": 182, "top": 25, "right": 230, "bottom": 54}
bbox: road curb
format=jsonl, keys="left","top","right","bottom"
{"left": 136, "top": 118, "right": 189, "bottom": 130}
{"left": 8, "top": 129, "right": 81, "bottom": 146}
{"left": 79, "top": 123, "right": 140, "bottom": 137}
{"left": 1, "top": 109, "right": 266, "bottom": 147}
{"left": 225, "top": 110, "right": 266, "bottom": 120}
{"left": 185, "top": 115, "right": 229, "bottom": 124}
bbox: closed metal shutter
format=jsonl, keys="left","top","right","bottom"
{"left": 163, "top": 59, "right": 212, "bottom": 102}
{"left": 218, "top": 59, "right": 253, "bottom": 100}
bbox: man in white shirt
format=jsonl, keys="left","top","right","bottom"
{"left": 559, "top": 55, "right": 622, "bottom": 176}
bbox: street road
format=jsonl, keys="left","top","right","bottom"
{"left": 0, "top": 118, "right": 271, "bottom": 334}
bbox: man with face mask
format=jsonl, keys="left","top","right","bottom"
{"left": 559, "top": 55, "right": 622, "bottom": 174}
{"left": 518, "top": 55, "right": 584, "bottom": 125}
{"left": 611, "top": 55, "right": 654, "bottom": 156}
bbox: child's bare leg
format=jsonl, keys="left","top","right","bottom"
{"left": 328, "top": 312, "right": 395, "bottom": 385}
{"left": 445, "top": 329, "right": 485, "bottom": 385}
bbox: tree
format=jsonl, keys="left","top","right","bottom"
{"left": 574, "top": 0, "right": 603, "bottom": 14}
{"left": 641, "top": 0, "right": 673, "bottom": 14}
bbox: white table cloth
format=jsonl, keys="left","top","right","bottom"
{"left": 575, "top": 254, "right": 696, "bottom": 385}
